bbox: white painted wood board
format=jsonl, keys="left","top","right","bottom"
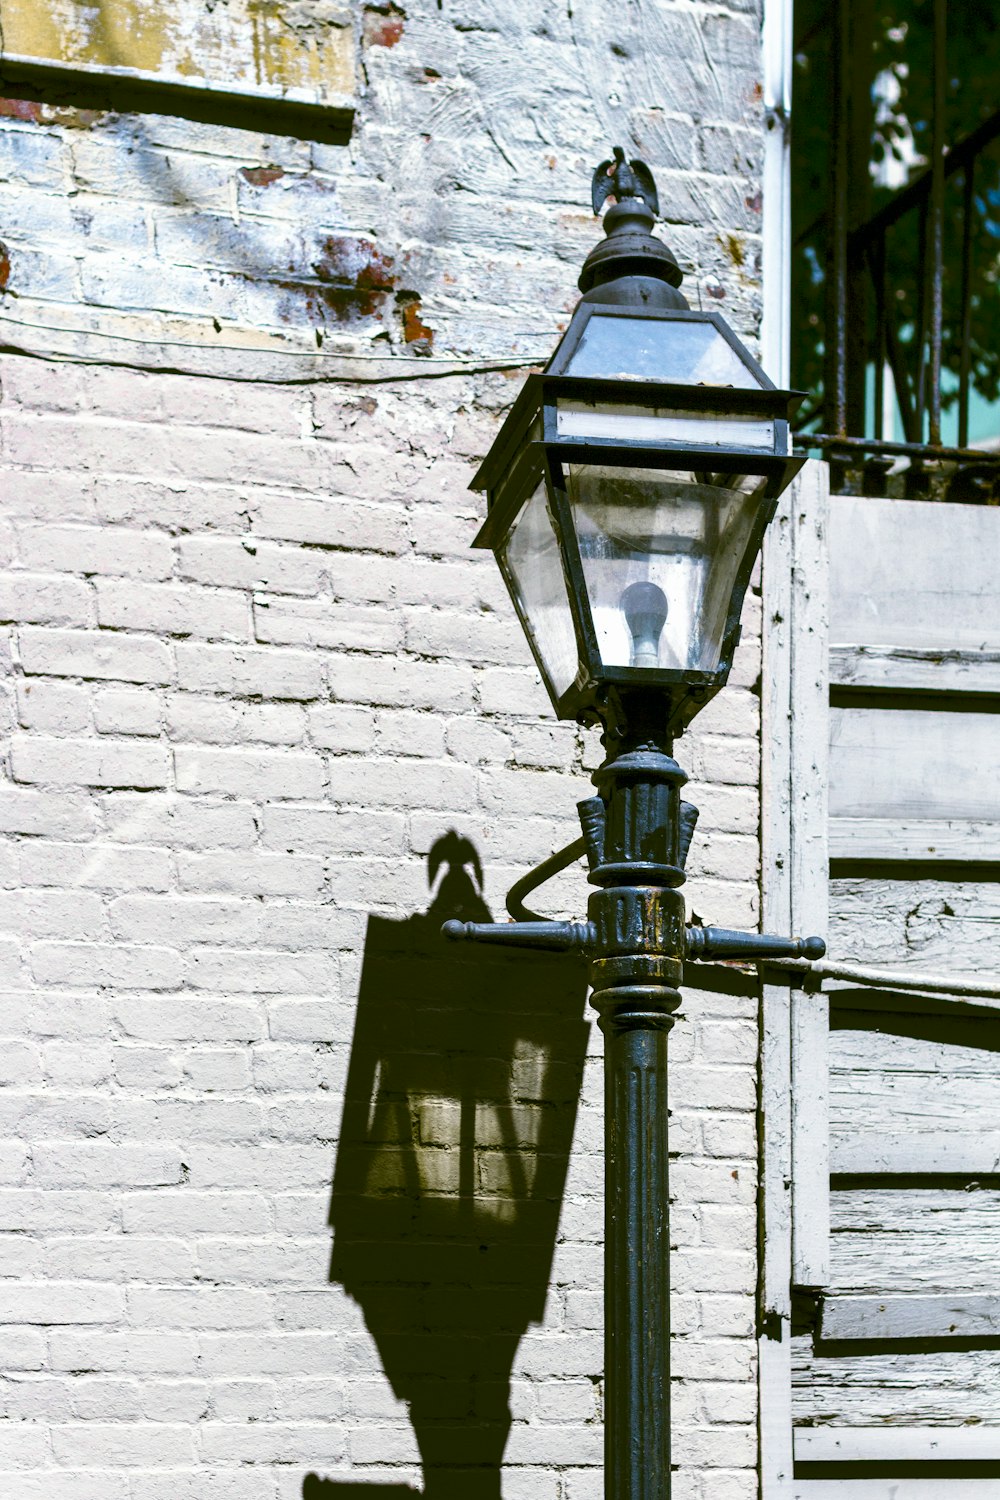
{"left": 828, "top": 880, "right": 1000, "bottom": 972}
{"left": 829, "top": 496, "right": 1000, "bottom": 652}
{"left": 760, "top": 464, "right": 818, "bottom": 1497}
{"left": 789, "top": 461, "right": 832, "bottom": 1289}
{"left": 820, "top": 1294, "right": 1000, "bottom": 1341}
{"left": 792, "top": 1336, "right": 1000, "bottom": 1424}
{"left": 831, "top": 1133, "right": 1000, "bottom": 1175}
{"left": 828, "top": 1022, "right": 1000, "bottom": 1175}
{"left": 793, "top": 1485, "right": 1000, "bottom": 1500}
{"left": 830, "top": 645, "right": 1000, "bottom": 695}
{"left": 830, "top": 818, "right": 1000, "bottom": 862}
{"left": 828, "top": 1189, "right": 1000, "bottom": 1293}
{"left": 829, "top": 709, "right": 1000, "bottom": 823}
{"left": 795, "top": 1426, "right": 1000, "bottom": 1461}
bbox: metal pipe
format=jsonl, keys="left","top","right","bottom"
{"left": 927, "top": 0, "right": 947, "bottom": 446}
{"left": 914, "top": 197, "right": 929, "bottom": 438}
{"left": 958, "top": 162, "right": 975, "bottom": 449}
{"left": 587, "top": 731, "right": 687, "bottom": 1500}
{"left": 503, "top": 836, "right": 588, "bottom": 923}
{"left": 796, "top": 432, "right": 1000, "bottom": 463}
{"left": 826, "top": 0, "right": 850, "bottom": 436}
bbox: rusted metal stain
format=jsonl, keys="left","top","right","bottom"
{"left": 362, "top": 4, "right": 405, "bottom": 49}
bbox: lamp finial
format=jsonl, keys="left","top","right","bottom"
{"left": 592, "top": 146, "right": 660, "bottom": 218}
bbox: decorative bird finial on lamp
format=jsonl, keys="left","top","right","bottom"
{"left": 591, "top": 145, "right": 660, "bottom": 217}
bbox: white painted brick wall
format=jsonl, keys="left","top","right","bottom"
{"left": 0, "top": 0, "right": 768, "bottom": 1494}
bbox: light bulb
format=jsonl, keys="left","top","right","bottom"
{"left": 621, "top": 580, "right": 667, "bottom": 669}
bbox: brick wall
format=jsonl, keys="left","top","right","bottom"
{"left": 0, "top": 1, "right": 767, "bottom": 1494}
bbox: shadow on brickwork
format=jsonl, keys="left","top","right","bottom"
{"left": 304, "top": 831, "right": 589, "bottom": 1500}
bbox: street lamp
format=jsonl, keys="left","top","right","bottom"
{"left": 445, "top": 147, "right": 825, "bottom": 1499}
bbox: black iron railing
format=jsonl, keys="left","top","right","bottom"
{"left": 792, "top": 0, "right": 1000, "bottom": 499}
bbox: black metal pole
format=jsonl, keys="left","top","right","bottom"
{"left": 585, "top": 695, "right": 688, "bottom": 1500}
{"left": 446, "top": 691, "right": 824, "bottom": 1499}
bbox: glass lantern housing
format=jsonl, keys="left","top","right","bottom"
{"left": 471, "top": 304, "right": 805, "bottom": 731}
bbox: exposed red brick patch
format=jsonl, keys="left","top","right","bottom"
{"left": 0, "top": 243, "right": 11, "bottom": 290}
{"left": 0, "top": 97, "right": 44, "bottom": 122}
{"left": 363, "top": 3, "right": 406, "bottom": 48}
{"left": 241, "top": 166, "right": 286, "bottom": 186}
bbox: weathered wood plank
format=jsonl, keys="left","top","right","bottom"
{"left": 790, "top": 461, "right": 832, "bottom": 1289}
{"left": 829, "top": 1189, "right": 1000, "bottom": 1293}
{"left": 830, "top": 710, "right": 1000, "bottom": 823}
{"left": 793, "top": 1485, "right": 1000, "bottom": 1500}
{"left": 832, "top": 1029, "right": 1000, "bottom": 1079}
{"left": 761, "top": 465, "right": 796, "bottom": 1328}
{"left": 828, "top": 880, "right": 1000, "bottom": 972}
{"left": 830, "top": 645, "right": 1000, "bottom": 695}
{"left": 829, "top": 495, "right": 1000, "bottom": 652}
{"left": 830, "top": 818, "right": 1000, "bottom": 862}
{"left": 820, "top": 1295, "right": 1000, "bottom": 1342}
{"left": 761, "top": 465, "right": 825, "bottom": 1496}
{"left": 829, "top": 1016, "right": 1000, "bottom": 1169}
{"left": 831, "top": 1133, "right": 1000, "bottom": 1175}
{"left": 795, "top": 1426, "right": 1000, "bottom": 1462}
{"left": 792, "top": 1336, "right": 1000, "bottom": 1424}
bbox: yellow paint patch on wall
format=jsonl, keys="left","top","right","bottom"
{"left": 1, "top": 0, "right": 355, "bottom": 104}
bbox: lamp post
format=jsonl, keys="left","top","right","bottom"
{"left": 444, "top": 147, "right": 825, "bottom": 1499}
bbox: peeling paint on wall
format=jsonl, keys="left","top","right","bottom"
{"left": 0, "top": 0, "right": 355, "bottom": 107}
{"left": 363, "top": 4, "right": 406, "bottom": 50}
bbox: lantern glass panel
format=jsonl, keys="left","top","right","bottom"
{"left": 561, "top": 314, "right": 762, "bottom": 387}
{"left": 501, "top": 479, "right": 579, "bottom": 698}
{"left": 565, "top": 464, "right": 769, "bottom": 674}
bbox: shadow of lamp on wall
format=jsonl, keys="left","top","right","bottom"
{"left": 305, "top": 831, "right": 590, "bottom": 1499}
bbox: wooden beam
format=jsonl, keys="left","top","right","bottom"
{"left": 794, "top": 1484, "right": 1000, "bottom": 1499}
{"left": 829, "top": 495, "right": 1000, "bottom": 653}
{"left": 829, "top": 818, "right": 1000, "bottom": 863}
{"left": 790, "top": 462, "right": 832, "bottom": 1291}
{"left": 831, "top": 1132, "right": 1000, "bottom": 1176}
{"left": 819, "top": 1295, "right": 1000, "bottom": 1343}
{"left": 796, "top": 1425, "right": 1000, "bottom": 1462}
{"left": 759, "top": 458, "right": 804, "bottom": 1500}
{"left": 830, "top": 645, "right": 1000, "bottom": 696}
{"left": 830, "top": 709, "right": 1000, "bottom": 824}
